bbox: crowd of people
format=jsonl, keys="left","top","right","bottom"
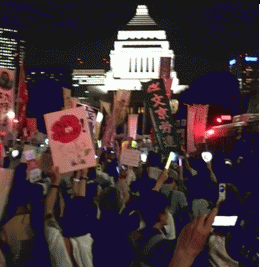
{"left": 0, "top": 131, "right": 258, "bottom": 267}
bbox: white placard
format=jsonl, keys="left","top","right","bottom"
{"left": 120, "top": 149, "right": 140, "bottom": 167}
{"left": 44, "top": 107, "right": 96, "bottom": 174}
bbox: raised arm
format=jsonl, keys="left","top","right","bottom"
{"left": 206, "top": 161, "right": 218, "bottom": 185}
{"left": 44, "top": 166, "right": 62, "bottom": 219}
{"left": 77, "top": 168, "right": 88, "bottom": 197}
{"left": 153, "top": 168, "right": 169, "bottom": 192}
{"left": 169, "top": 207, "right": 218, "bottom": 267}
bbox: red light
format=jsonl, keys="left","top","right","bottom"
{"left": 207, "top": 129, "right": 215, "bottom": 136}
{"left": 216, "top": 118, "right": 222, "bottom": 123}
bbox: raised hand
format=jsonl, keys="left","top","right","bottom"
{"left": 169, "top": 208, "right": 218, "bottom": 267}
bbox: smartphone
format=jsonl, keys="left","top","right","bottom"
{"left": 212, "top": 216, "right": 238, "bottom": 226}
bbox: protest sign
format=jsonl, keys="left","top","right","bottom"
{"left": 0, "top": 168, "right": 14, "bottom": 221}
{"left": 44, "top": 107, "right": 96, "bottom": 173}
{"left": 128, "top": 114, "right": 138, "bottom": 140}
{"left": 143, "top": 79, "right": 180, "bottom": 156}
{"left": 0, "top": 68, "right": 15, "bottom": 145}
{"left": 160, "top": 57, "right": 173, "bottom": 99}
{"left": 187, "top": 104, "right": 209, "bottom": 154}
{"left": 120, "top": 149, "right": 140, "bottom": 167}
{"left": 114, "top": 90, "right": 131, "bottom": 128}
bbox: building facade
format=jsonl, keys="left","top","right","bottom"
{"left": 72, "top": 5, "right": 188, "bottom": 107}
{"left": 0, "top": 28, "right": 25, "bottom": 70}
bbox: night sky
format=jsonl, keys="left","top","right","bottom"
{"left": 0, "top": 1, "right": 259, "bottom": 119}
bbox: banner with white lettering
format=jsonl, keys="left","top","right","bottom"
{"left": 142, "top": 79, "right": 180, "bottom": 155}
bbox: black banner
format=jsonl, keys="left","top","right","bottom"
{"left": 142, "top": 79, "right": 180, "bottom": 156}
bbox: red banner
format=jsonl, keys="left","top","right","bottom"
{"left": 17, "top": 62, "right": 29, "bottom": 135}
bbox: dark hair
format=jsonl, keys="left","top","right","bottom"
{"left": 97, "top": 187, "right": 121, "bottom": 213}
{"left": 137, "top": 191, "right": 169, "bottom": 227}
{"left": 60, "top": 196, "right": 92, "bottom": 237}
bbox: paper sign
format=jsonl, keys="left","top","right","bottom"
{"left": 0, "top": 168, "right": 14, "bottom": 221}
{"left": 44, "top": 107, "right": 96, "bottom": 174}
{"left": 120, "top": 149, "right": 140, "bottom": 167}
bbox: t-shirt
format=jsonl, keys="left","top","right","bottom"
{"left": 44, "top": 217, "right": 93, "bottom": 267}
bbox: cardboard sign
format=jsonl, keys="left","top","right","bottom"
{"left": 44, "top": 107, "right": 96, "bottom": 174}
{"left": 120, "top": 149, "right": 140, "bottom": 167}
{"left": 0, "top": 168, "right": 14, "bottom": 221}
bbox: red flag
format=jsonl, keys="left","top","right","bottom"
{"left": 17, "top": 62, "right": 29, "bottom": 134}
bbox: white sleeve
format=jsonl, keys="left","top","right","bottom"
{"left": 44, "top": 218, "right": 72, "bottom": 267}
{"left": 164, "top": 211, "right": 176, "bottom": 240}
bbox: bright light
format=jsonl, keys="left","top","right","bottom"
{"left": 6, "top": 111, "right": 15, "bottom": 119}
{"left": 96, "top": 112, "right": 103, "bottom": 123}
{"left": 44, "top": 138, "right": 49, "bottom": 145}
{"left": 207, "top": 129, "right": 215, "bottom": 136}
{"left": 12, "top": 149, "right": 19, "bottom": 158}
{"left": 141, "top": 153, "right": 148, "bottom": 163}
{"left": 212, "top": 216, "right": 238, "bottom": 226}
{"left": 229, "top": 59, "right": 236, "bottom": 65}
{"left": 40, "top": 144, "right": 45, "bottom": 147}
{"left": 245, "top": 56, "right": 258, "bottom": 62}
{"left": 216, "top": 118, "right": 222, "bottom": 123}
{"left": 201, "top": 151, "right": 212, "bottom": 162}
{"left": 13, "top": 119, "right": 19, "bottom": 123}
{"left": 221, "top": 115, "right": 232, "bottom": 121}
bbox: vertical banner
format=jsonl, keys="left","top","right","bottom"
{"left": 26, "top": 118, "right": 37, "bottom": 138}
{"left": 128, "top": 114, "right": 138, "bottom": 140}
{"left": 101, "top": 115, "right": 115, "bottom": 149}
{"left": 142, "top": 79, "right": 180, "bottom": 155}
{"left": 17, "top": 63, "right": 29, "bottom": 136}
{"left": 114, "top": 90, "right": 131, "bottom": 128}
{"left": 187, "top": 104, "right": 209, "bottom": 154}
{"left": 0, "top": 68, "right": 15, "bottom": 145}
{"left": 160, "top": 57, "right": 173, "bottom": 99}
{"left": 62, "top": 87, "right": 72, "bottom": 109}
{"left": 77, "top": 103, "right": 97, "bottom": 138}
{"left": 44, "top": 107, "right": 96, "bottom": 174}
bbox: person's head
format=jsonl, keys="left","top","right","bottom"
{"left": 138, "top": 191, "right": 170, "bottom": 229}
{"left": 59, "top": 196, "right": 91, "bottom": 238}
{"left": 96, "top": 187, "right": 122, "bottom": 218}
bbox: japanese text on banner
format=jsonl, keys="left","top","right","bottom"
{"left": 143, "top": 79, "right": 180, "bottom": 155}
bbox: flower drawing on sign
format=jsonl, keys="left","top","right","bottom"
{"left": 51, "top": 115, "right": 81, "bottom": 143}
{"left": 165, "top": 135, "right": 174, "bottom": 146}
{"left": 151, "top": 94, "right": 166, "bottom": 108}
{"left": 155, "top": 106, "right": 168, "bottom": 120}
{"left": 147, "top": 82, "right": 160, "bottom": 93}
{"left": 159, "top": 121, "right": 172, "bottom": 134}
